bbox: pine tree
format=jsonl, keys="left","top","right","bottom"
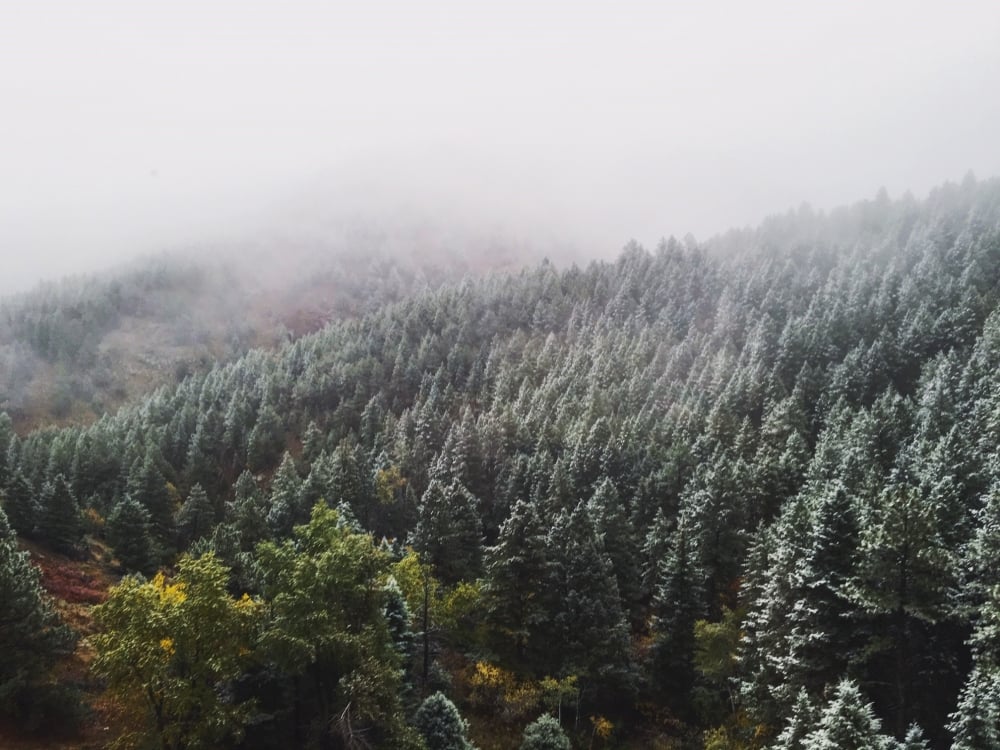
{"left": 786, "top": 482, "right": 860, "bottom": 694}
{"left": 587, "top": 478, "right": 641, "bottom": 626}
{"left": 0, "top": 412, "right": 14, "bottom": 488}
{"left": 650, "top": 515, "right": 704, "bottom": 719}
{"left": 948, "top": 667, "right": 1000, "bottom": 750}
{"left": 266, "top": 452, "right": 303, "bottom": 536}
{"left": 520, "top": 714, "right": 571, "bottom": 750}
{"left": 175, "top": 483, "right": 216, "bottom": 548}
{"left": 384, "top": 576, "right": 415, "bottom": 663}
{"left": 2, "top": 469, "right": 38, "bottom": 537}
{"left": 227, "top": 470, "right": 269, "bottom": 548}
{"left": 37, "top": 474, "right": 83, "bottom": 555}
{"left": 411, "top": 479, "right": 483, "bottom": 584}
{"left": 301, "top": 420, "right": 325, "bottom": 467}
{"left": 128, "top": 449, "right": 175, "bottom": 550}
{"left": 484, "top": 499, "right": 550, "bottom": 668}
{"left": 899, "top": 723, "right": 930, "bottom": 750}
{"left": 801, "top": 680, "right": 894, "bottom": 750}
{"left": 0, "top": 505, "right": 76, "bottom": 714}
{"left": 547, "top": 502, "right": 632, "bottom": 694}
{"left": 772, "top": 689, "right": 818, "bottom": 750}
{"left": 414, "top": 692, "right": 475, "bottom": 750}
{"left": 247, "top": 398, "right": 284, "bottom": 472}
{"left": 106, "top": 495, "right": 156, "bottom": 575}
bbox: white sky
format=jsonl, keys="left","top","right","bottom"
{"left": 2, "top": 1, "right": 999, "bottom": 292}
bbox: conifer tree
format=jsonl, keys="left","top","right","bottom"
{"left": 266, "top": 452, "right": 303, "bottom": 536}
{"left": 2, "top": 469, "right": 38, "bottom": 537}
{"left": 175, "top": 483, "right": 216, "bottom": 548}
{"left": 948, "top": 667, "right": 1000, "bottom": 750}
{"left": 650, "top": 516, "right": 704, "bottom": 718}
{"left": 587, "top": 478, "right": 641, "bottom": 625}
{"left": 801, "top": 680, "right": 894, "bottom": 750}
{"left": 37, "top": 473, "right": 83, "bottom": 555}
{"left": 411, "top": 479, "right": 483, "bottom": 584}
{"left": 227, "top": 469, "right": 269, "bottom": 547}
{"left": 772, "top": 689, "right": 818, "bottom": 750}
{"left": 128, "top": 449, "right": 175, "bottom": 549}
{"left": 106, "top": 495, "right": 156, "bottom": 575}
{"left": 0, "top": 505, "right": 76, "bottom": 714}
{"left": 547, "top": 502, "right": 632, "bottom": 693}
{"left": 414, "top": 691, "right": 475, "bottom": 750}
{"left": 484, "top": 499, "right": 550, "bottom": 667}
{"left": 520, "top": 714, "right": 571, "bottom": 750}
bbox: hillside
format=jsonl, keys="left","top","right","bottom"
{"left": 0, "top": 234, "right": 529, "bottom": 432}
{"left": 3, "top": 176, "right": 1000, "bottom": 748}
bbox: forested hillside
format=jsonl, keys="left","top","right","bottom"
{"left": 0, "top": 237, "right": 514, "bottom": 431}
{"left": 3, "top": 176, "right": 1000, "bottom": 749}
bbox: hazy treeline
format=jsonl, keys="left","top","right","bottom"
{"left": 0, "top": 237, "right": 500, "bottom": 430}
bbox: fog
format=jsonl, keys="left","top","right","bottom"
{"left": 2, "top": 1, "right": 999, "bottom": 294}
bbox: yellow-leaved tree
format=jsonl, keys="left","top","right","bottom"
{"left": 91, "top": 553, "right": 260, "bottom": 750}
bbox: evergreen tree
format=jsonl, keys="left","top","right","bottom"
{"left": 587, "top": 478, "right": 641, "bottom": 625}
{"left": 772, "top": 689, "right": 818, "bottom": 750}
{"left": 265, "top": 452, "right": 303, "bottom": 536}
{"left": 175, "top": 483, "right": 216, "bottom": 548}
{"left": 414, "top": 691, "right": 475, "bottom": 750}
{"left": 106, "top": 495, "right": 156, "bottom": 575}
{"left": 247, "top": 398, "right": 284, "bottom": 472}
{"left": 411, "top": 479, "right": 483, "bottom": 584}
{"left": 801, "top": 680, "right": 894, "bottom": 750}
{"left": 785, "top": 482, "right": 860, "bottom": 694}
{"left": 650, "top": 515, "right": 704, "bottom": 718}
{"left": 128, "top": 449, "right": 175, "bottom": 550}
{"left": 547, "top": 502, "right": 633, "bottom": 695}
{"left": 0, "top": 505, "right": 76, "bottom": 715}
{"left": 520, "top": 714, "right": 571, "bottom": 750}
{"left": 898, "top": 723, "right": 930, "bottom": 750}
{"left": 227, "top": 470, "right": 269, "bottom": 548}
{"left": 37, "top": 474, "right": 83, "bottom": 555}
{"left": 2, "top": 469, "right": 38, "bottom": 537}
{"left": 948, "top": 667, "right": 1000, "bottom": 750}
{"left": 484, "top": 499, "right": 550, "bottom": 668}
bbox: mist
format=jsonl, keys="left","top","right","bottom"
{"left": 2, "top": 0, "right": 999, "bottom": 294}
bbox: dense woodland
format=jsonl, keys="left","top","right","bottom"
{"left": 3, "top": 176, "right": 1000, "bottom": 749}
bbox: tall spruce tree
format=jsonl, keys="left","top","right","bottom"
{"left": 106, "top": 495, "right": 156, "bottom": 575}
{"left": 411, "top": 479, "right": 483, "bottom": 584}
{"left": 37, "top": 473, "right": 82, "bottom": 555}
{"left": 2, "top": 469, "right": 38, "bottom": 537}
{"left": 0, "top": 505, "right": 76, "bottom": 715}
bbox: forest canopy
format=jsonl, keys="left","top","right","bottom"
{"left": 2, "top": 176, "right": 1000, "bottom": 748}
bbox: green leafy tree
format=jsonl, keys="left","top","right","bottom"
{"left": 91, "top": 553, "right": 260, "bottom": 750}
{"left": 255, "top": 503, "right": 421, "bottom": 748}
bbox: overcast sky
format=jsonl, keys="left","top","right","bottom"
{"left": 2, "top": 1, "right": 999, "bottom": 293}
